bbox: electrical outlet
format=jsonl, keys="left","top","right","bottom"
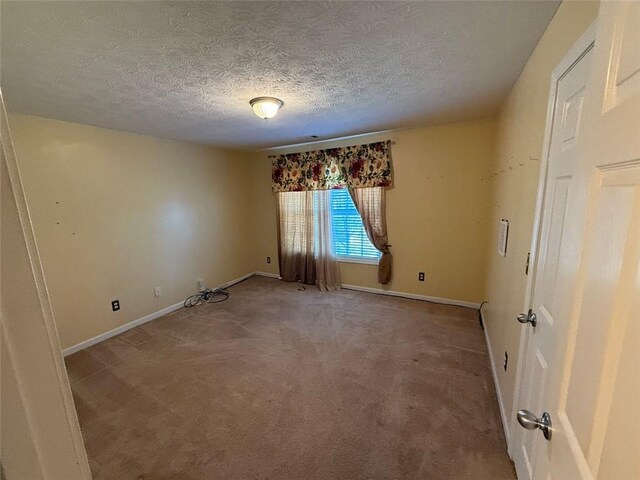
{"left": 154, "top": 286, "right": 161, "bottom": 297}
{"left": 197, "top": 279, "right": 206, "bottom": 292}
{"left": 504, "top": 351, "right": 509, "bottom": 371}
{"left": 418, "top": 272, "right": 425, "bottom": 282}
{"left": 111, "top": 300, "right": 120, "bottom": 312}
{"left": 267, "top": 256, "right": 271, "bottom": 264}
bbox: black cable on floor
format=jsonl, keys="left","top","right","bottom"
{"left": 183, "top": 288, "right": 229, "bottom": 308}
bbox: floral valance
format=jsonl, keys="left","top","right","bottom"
{"left": 271, "top": 141, "right": 392, "bottom": 193}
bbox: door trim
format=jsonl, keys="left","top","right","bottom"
{"left": 1, "top": 90, "right": 92, "bottom": 478}
{"left": 507, "top": 21, "right": 598, "bottom": 455}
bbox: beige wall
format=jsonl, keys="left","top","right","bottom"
{"left": 482, "top": 0, "right": 599, "bottom": 433}
{"left": 1, "top": 334, "right": 46, "bottom": 480}
{"left": 8, "top": 114, "right": 254, "bottom": 349}
{"left": 249, "top": 118, "right": 497, "bottom": 305}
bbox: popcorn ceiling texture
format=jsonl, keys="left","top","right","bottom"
{"left": 1, "top": 1, "right": 559, "bottom": 149}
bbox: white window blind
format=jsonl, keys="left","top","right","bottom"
{"left": 329, "top": 189, "right": 380, "bottom": 261}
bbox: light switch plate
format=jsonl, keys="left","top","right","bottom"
{"left": 498, "top": 219, "right": 509, "bottom": 257}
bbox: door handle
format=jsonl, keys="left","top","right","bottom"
{"left": 516, "top": 309, "right": 537, "bottom": 327}
{"left": 517, "top": 409, "right": 552, "bottom": 440}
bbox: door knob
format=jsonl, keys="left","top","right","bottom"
{"left": 516, "top": 309, "right": 537, "bottom": 327}
{"left": 517, "top": 409, "right": 552, "bottom": 440}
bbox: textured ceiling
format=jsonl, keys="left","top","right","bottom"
{"left": 1, "top": 1, "right": 559, "bottom": 150}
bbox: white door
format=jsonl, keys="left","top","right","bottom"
{"left": 511, "top": 24, "right": 595, "bottom": 480}
{"left": 514, "top": 3, "right": 640, "bottom": 480}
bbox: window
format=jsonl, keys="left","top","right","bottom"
{"left": 329, "top": 189, "right": 380, "bottom": 262}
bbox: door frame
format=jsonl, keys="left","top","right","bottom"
{"left": 1, "top": 90, "right": 92, "bottom": 478}
{"left": 507, "top": 20, "right": 598, "bottom": 454}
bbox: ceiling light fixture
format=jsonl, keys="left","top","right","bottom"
{"left": 250, "top": 97, "right": 284, "bottom": 120}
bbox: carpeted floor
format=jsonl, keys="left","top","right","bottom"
{"left": 66, "top": 276, "right": 515, "bottom": 479}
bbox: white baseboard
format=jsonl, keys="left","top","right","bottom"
{"left": 254, "top": 271, "right": 281, "bottom": 279}
{"left": 480, "top": 307, "right": 510, "bottom": 445}
{"left": 218, "top": 271, "right": 255, "bottom": 289}
{"left": 62, "top": 300, "right": 184, "bottom": 357}
{"left": 62, "top": 271, "right": 261, "bottom": 357}
{"left": 341, "top": 283, "right": 480, "bottom": 309}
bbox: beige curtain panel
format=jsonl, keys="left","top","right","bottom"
{"left": 314, "top": 190, "right": 341, "bottom": 291}
{"left": 276, "top": 191, "right": 341, "bottom": 290}
{"left": 276, "top": 191, "right": 315, "bottom": 284}
{"left": 349, "top": 187, "right": 392, "bottom": 284}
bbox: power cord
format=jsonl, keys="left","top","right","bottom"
{"left": 183, "top": 287, "right": 229, "bottom": 308}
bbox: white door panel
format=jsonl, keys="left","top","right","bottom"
{"left": 564, "top": 174, "right": 636, "bottom": 456}
{"left": 597, "top": 256, "right": 640, "bottom": 479}
{"left": 513, "top": 3, "right": 640, "bottom": 480}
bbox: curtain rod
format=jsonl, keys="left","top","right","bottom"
{"left": 267, "top": 139, "right": 395, "bottom": 158}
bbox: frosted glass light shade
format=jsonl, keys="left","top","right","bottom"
{"left": 250, "top": 97, "right": 284, "bottom": 119}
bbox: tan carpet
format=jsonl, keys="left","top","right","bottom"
{"left": 66, "top": 276, "right": 515, "bottom": 479}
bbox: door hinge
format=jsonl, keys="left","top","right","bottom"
{"left": 525, "top": 252, "right": 531, "bottom": 276}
